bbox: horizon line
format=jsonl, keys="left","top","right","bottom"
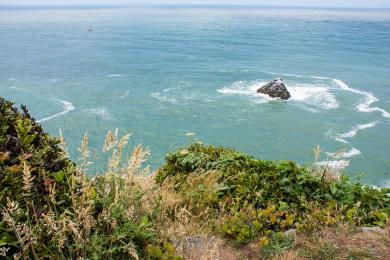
{"left": 1, "top": 4, "right": 390, "bottom": 10}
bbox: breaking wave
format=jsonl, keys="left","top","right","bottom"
{"left": 84, "top": 108, "right": 110, "bottom": 118}
{"left": 151, "top": 92, "right": 178, "bottom": 104}
{"left": 327, "top": 147, "right": 362, "bottom": 159}
{"left": 120, "top": 90, "right": 130, "bottom": 98}
{"left": 217, "top": 80, "right": 339, "bottom": 110}
{"left": 37, "top": 100, "right": 75, "bottom": 123}
{"left": 332, "top": 121, "right": 377, "bottom": 144}
{"left": 106, "top": 74, "right": 125, "bottom": 78}
{"left": 221, "top": 72, "right": 389, "bottom": 163}
{"left": 333, "top": 79, "right": 390, "bottom": 119}
{"left": 262, "top": 71, "right": 390, "bottom": 119}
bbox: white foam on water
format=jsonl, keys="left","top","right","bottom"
{"left": 262, "top": 72, "right": 390, "bottom": 118}
{"left": 217, "top": 81, "right": 275, "bottom": 104}
{"left": 288, "top": 83, "right": 339, "bottom": 109}
{"left": 151, "top": 92, "right": 178, "bottom": 104}
{"left": 261, "top": 71, "right": 305, "bottom": 78}
{"left": 333, "top": 79, "right": 390, "bottom": 119}
{"left": 84, "top": 108, "right": 110, "bottom": 118}
{"left": 37, "top": 100, "right": 75, "bottom": 123}
{"left": 333, "top": 121, "right": 377, "bottom": 143}
{"left": 261, "top": 71, "right": 332, "bottom": 80}
{"left": 309, "top": 76, "right": 331, "bottom": 80}
{"left": 217, "top": 80, "right": 339, "bottom": 109}
{"left": 163, "top": 86, "right": 182, "bottom": 93}
{"left": 257, "top": 72, "right": 388, "bottom": 164}
{"left": 106, "top": 74, "right": 125, "bottom": 78}
{"left": 315, "top": 160, "right": 350, "bottom": 170}
{"left": 120, "top": 91, "right": 130, "bottom": 98}
{"left": 327, "top": 147, "right": 361, "bottom": 159}
{"left": 163, "top": 87, "right": 174, "bottom": 92}
{"left": 342, "top": 147, "right": 361, "bottom": 158}
{"left": 8, "top": 77, "right": 17, "bottom": 81}
{"left": 48, "top": 78, "right": 63, "bottom": 83}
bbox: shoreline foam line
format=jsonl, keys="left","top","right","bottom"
{"left": 37, "top": 100, "right": 75, "bottom": 123}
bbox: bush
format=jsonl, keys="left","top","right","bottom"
{"left": 0, "top": 97, "right": 75, "bottom": 210}
{"left": 0, "top": 97, "right": 78, "bottom": 257}
{"left": 1, "top": 96, "right": 389, "bottom": 257}
{"left": 0, "top": 97, "right": 175, "bottom": 259}
{"left": 156, "top": 143, "right": 390, "bottom": 243}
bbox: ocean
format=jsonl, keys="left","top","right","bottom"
{"left": 0, "top": 6, "right": 389, "bottom": 186}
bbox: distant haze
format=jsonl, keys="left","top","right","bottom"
{"left": 0, "top": 0, "right": 390, "bottom": 8}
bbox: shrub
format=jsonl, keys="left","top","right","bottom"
{"left": 0, "top": 97, "right": 76, "bottom": 210}
{"left": 1, "top": 96, "right": 389, "bottom": 257}
{"left": 156, "top": 143, "right": 390, "bottom": 243}
{"left": 0, "top": 97, "right": 175, "bottom": 259}
{"left": 0, "top": 97, "right": 78, "bottom": 257}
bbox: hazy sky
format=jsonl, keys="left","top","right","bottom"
{"left": 0, "top": 0, "right": 389, "bottom": 8}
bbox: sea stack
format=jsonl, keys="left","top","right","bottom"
{"left": 257, "top": 78, "right": 291, "bottom": 100}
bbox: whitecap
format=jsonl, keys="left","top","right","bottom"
{"left": 84, "top": 108, "right": 110, "bottom": 118}
{"left": 163, "top": 87, "right": 175, "bottom": 92}
{"left": 333, "top": 79, "right": 390, "bottom": 119}
{"left": 261, "top": 71, "right": 331, "bottom": 80}
{"left": 309, "top": 76, "right": 331, "bottom": 80}
{"left": 261, "top": 71, "right": 303, "bottom": 78}
{"left": 163, "top": 86, "right": 182, "bottom": 93}
{"left": 327, "top": 147, "right": 361, "bottom": 159}
{"left": 120, "top": 91, "right": 130, "bottom": 98}
{"left": 217, "top": 80, "right": 339, "bottom": 109}
{"left": 8, "top": 77, "right": 17, "bottom": 81}
{"left": 341, "top": 147, "right": 361, "bottom": 158}
{"left": 151, "top": 92, "right": 178, "bottom": 104}
{"left": 37, "top": 100, "right": 75, "bottom": 123}
{"left": 106, "top": 74, "right": 125, "bottom": 78}
{"left": 261, "top": 73, "right": 390, "bottom": 118}
{"left": 48, "top": 78, "right": 63, "bottom": 83}
{"left": 333, "top": 121, "right": 377, "bottom": 143}
{"left": 288, "top": 83, "right": 339, "bottom": 109}
{"left": 217, "top": 81, "right": 275, "bottom": 103}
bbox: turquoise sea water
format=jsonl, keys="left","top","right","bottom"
{"left": 0, "top": 6, "right": 389, "bottom": 186}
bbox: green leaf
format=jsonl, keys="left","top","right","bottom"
{"left": 330, "top": 183, "right": 337, "bottom": 195}
{"left": 54, "top": 171, "right": 65, "bottom": 183}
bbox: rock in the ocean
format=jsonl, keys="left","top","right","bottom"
{"left": 257, "top": 78, "right": 291, "bottom": 100}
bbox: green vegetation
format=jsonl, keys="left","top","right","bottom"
{"left": 0, "top": 97, "right": 176, "bottom": 259}
{"left": 157, "top": 143, "right": 389, "bottom": 243}
{"left": 0, "top": 96, "right": 389, "bottom": 259}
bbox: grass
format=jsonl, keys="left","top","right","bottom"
{"left": 156, "top": 143, "right": 389, "bottom": 243}
{"left": 0, "top": 96, "right": 389, "bottom": 259}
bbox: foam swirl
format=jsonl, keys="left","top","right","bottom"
{"left": 37, "top": 100, "right": 75, "bottom": 123}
